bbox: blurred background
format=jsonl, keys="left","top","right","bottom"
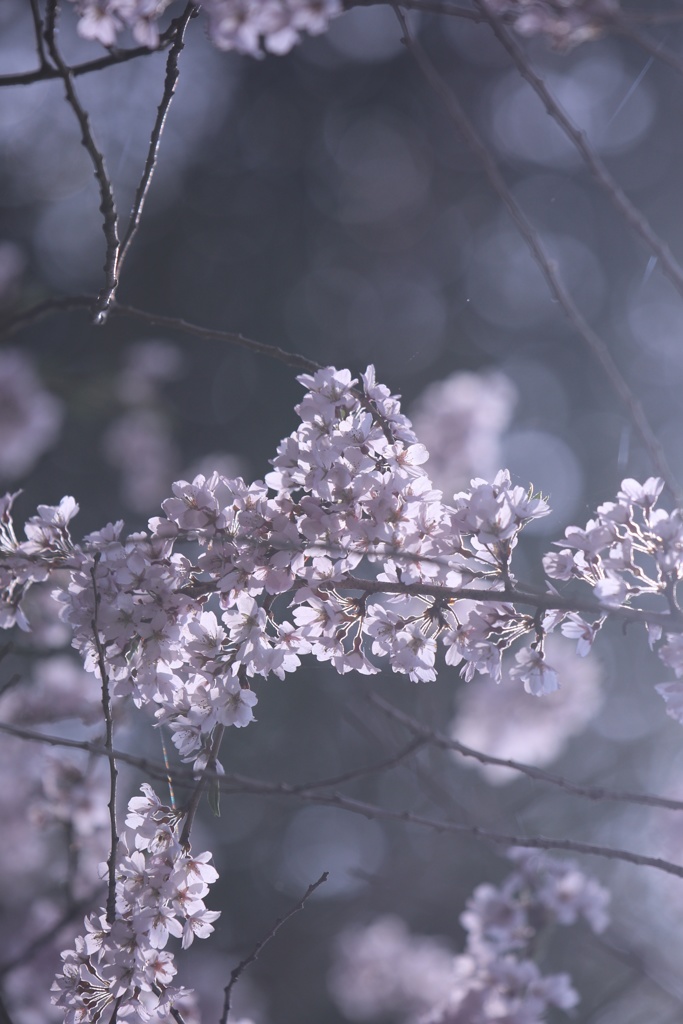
{"left": 3, "top": 1, "right": 683, "bottom": 1021}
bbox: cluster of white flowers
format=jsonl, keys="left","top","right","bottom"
{"left": 481, "top": 0, "right": 619, "bottom": 50}
{"left": 330, "top": 848, "right": 609, "bottom": 1024}
{"left": 542, "top": 477, "right": 683, "bottom": 718}
{"left": 409, "top": 371, "right": 517, "bottom": 497}
{"left": 69, "top": 0, "right": 342, "bottom": 56}
{"left": 51, "top": 784, "right": 218, "bottom": 1021}
{"left": 3, "top": 366, "right": 683, "bottom": 785}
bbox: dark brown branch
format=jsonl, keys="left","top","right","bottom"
{"left": 393, "top": 5, "right": 683, "bottom": 508}
{"left": 0, "top": 295, "right": 322, "bottom": 373}
{"left": 219, "top": 872, "right": 329, "bottom": 1024}
{"left": 370, "top": 695, "right": 683, "bottom": 812}
{"left": 43, "top": 1, "right": 120, "bottom": 325}
{"left": 332, "top": 574, "right": 683, "bottom": 630}
{"left": 90, "top": 556, "right": 118, "bottom": 925}
{"left": 0, "top": 39, "right": 173, "bottom": 88}
{"left": 28, "top": 0, "right": 51, "bottom": 71}
{"left": 6, "top": 719, "right": 683, "bottom": 878}
{"left": 117, "top": 4, "right": 197, "bottom": 273}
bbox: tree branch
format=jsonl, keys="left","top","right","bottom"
{"left": 117, "top": 4, "right": 197, "bottom": 274}
{"left": 219, "top": 872, "right": 329, "bottom": 1024}
{"left": 43, "top": 1, "right": 120, "bottom": 325}
{"left": 393, "top": 4, "right": 683, "bottom": 507}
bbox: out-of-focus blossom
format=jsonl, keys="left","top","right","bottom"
{"left": 329, "top": 849, "right": 608, "bottom": 1024}
{"left": 328, "top": 916, "right": 455, "bottom": 1021}
{"left": 0, "top": 350, "right": 63, "bottom": 480}
{"left": 69, "top": 0, "right": 342, "bottom": 55}
{"left": 409, "top": 371, "right": 516, "bottom": 496}
{"left": 481, "top": 0, "right": 619, "bottom": 50}
{"left": 452, "top": 635, "right": 603, "bottom": 784}
{"left": 104, "top": 342, "right": 181, "bottom": 513}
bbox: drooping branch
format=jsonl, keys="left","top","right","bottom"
{"left": 479, "top": 6, "right": 683, "bottom": 300}
{"left": 90, "top": 555, "right": 119, "bottom": 925}
{"left": 43, "top": 0, "right": 120, "bottom": 326}
{"left": 117, "top": 4, "right": 197, "bottom": 274}
{"left": 219, "top": 872, "right": 329, "bottom": 1024}
{"left": 394, "top": 4, "right": 683, "bottom": 507}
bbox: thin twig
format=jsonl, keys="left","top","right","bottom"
{"left": 90, "top": 555, "right": 118, "bottom": 924}
{"left": 179, "top": 724, "right": 225, "bottom": 848}
{"left": 43, "top": 0, "right": 120, "bottom": 325}
{"left": 288, "top": 737, "right": 426, "bottom": 792}
{"left": 393, "top": 5, "right": 683, "bottom": 508}
{"left": 9, "top": 718, "right": 683, "bottom": 814}
{"left": 369, "top": 694, "right": 683, "bottom": 812}
{"left": 6, "top": 719, "right": 683, "bottom": 878}
{"left": 219, "top": 872, "right": 329, "bottom": 1024}
{"left": 28, "top": 0, "right": 51, "bottom": 71}
{"left": 117, "top": 4, "right": 197, "bottom": 272}
{"left": 479, "top": 7, "right": 683, "bottom": 301}
{"left": 614, "top": 20, "right": 683, "bottom": 79}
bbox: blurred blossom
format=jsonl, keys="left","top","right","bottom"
{"left": 104, "top": 405, "right": 177, "bottom": 513}
{"left": 328, "top": 916, "right": 455, "bottom": 1021}
{"left": 278, "top": 806, "right": 385, "bottom": 897}
{"left": 482, "top": 0, "right": 619, "bottom": 50}
{"left": 490, "top": 53, "right": 654, "bottom": 166}
{"left": 184, "top": 451, "right": 248, "bottom": 482}
{"left": 409, "top": 369, "right": 517, "bottom": 495}
{"left": 0, "top": 349, "right": 63, "bottom": 481}
{"left": 286, "top": 265, "right": 446, "bottom": 366}
{"left": 116, "top": 340, "right": 183, "bottom": 404}
{"left": 468, "top": 225, "right": 604, "bottom": 328}
{"left": 452, "top": 635, "right": 603, "bottom": 784}
{"left": 502, "top": 428, "right": 583, "bottom": 533}
{"left": 1, "top": 654, "right": 101, "bottom": 726}
{"left": 104, "top": 341, "right": 181, "bottom": 512}
{"left": 627, "top": 286, "right": 683, "bottom": 381}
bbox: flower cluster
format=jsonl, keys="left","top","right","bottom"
{"left": 11, "top": 366, "right": 683, "bottom": 788}
{"left": 0, "top": 349, "right": 63, "bottom": 482}
{"left": 69, "top": 0, "right": 342, "bottom": 55}
{"left": 329, "top": 848, "right": 609, "bottom": 1024}
{"left": 542, "top": 477, "right": 683, "bottom": 719}
{"left": 0, "top": 365, "right": 558, "bottom": 774}
{"left": 481, "top": 0, "right": 619, "bottom": 50}
{"left": 51, "top": 784, "right": 219, "bottom": 1022}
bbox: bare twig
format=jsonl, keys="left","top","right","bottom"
{"left": 28, "top": 0, "right": 51, "bottom": 71}
{"left": 117, "top": 4, "right": 197, "bottom": 273}
{"left": 179, "top": 724, "right": 225, "bottom": 848}
{"left": 6, "top": 719, "right": 683, "bottom": 879}
{"left": 219, "top": 872, "right": 329, "bottom": 1024}
{"left": 90, "top": 555, "right": 118, "bottom": 924}
{"left": 393, "top": 5, "right": 683, "bottom": 507}
{"left": 370, "top": 694, "right": 683, "bottom": 812}
{"left": 43, "top": 0, "right": 120, "bottom": 325}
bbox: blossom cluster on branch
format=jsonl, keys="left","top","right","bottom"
{"left": 68, "top": 0, "right": 342, "bottom": 56}
{"left": 52, "top": 784, "right": 219, "bottom": 1022}
{"left": 330, "top": 847, "right": 610, "bottom": 1024}
{"left": 1, "top": 365, "right": 683, "bottom": 786}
